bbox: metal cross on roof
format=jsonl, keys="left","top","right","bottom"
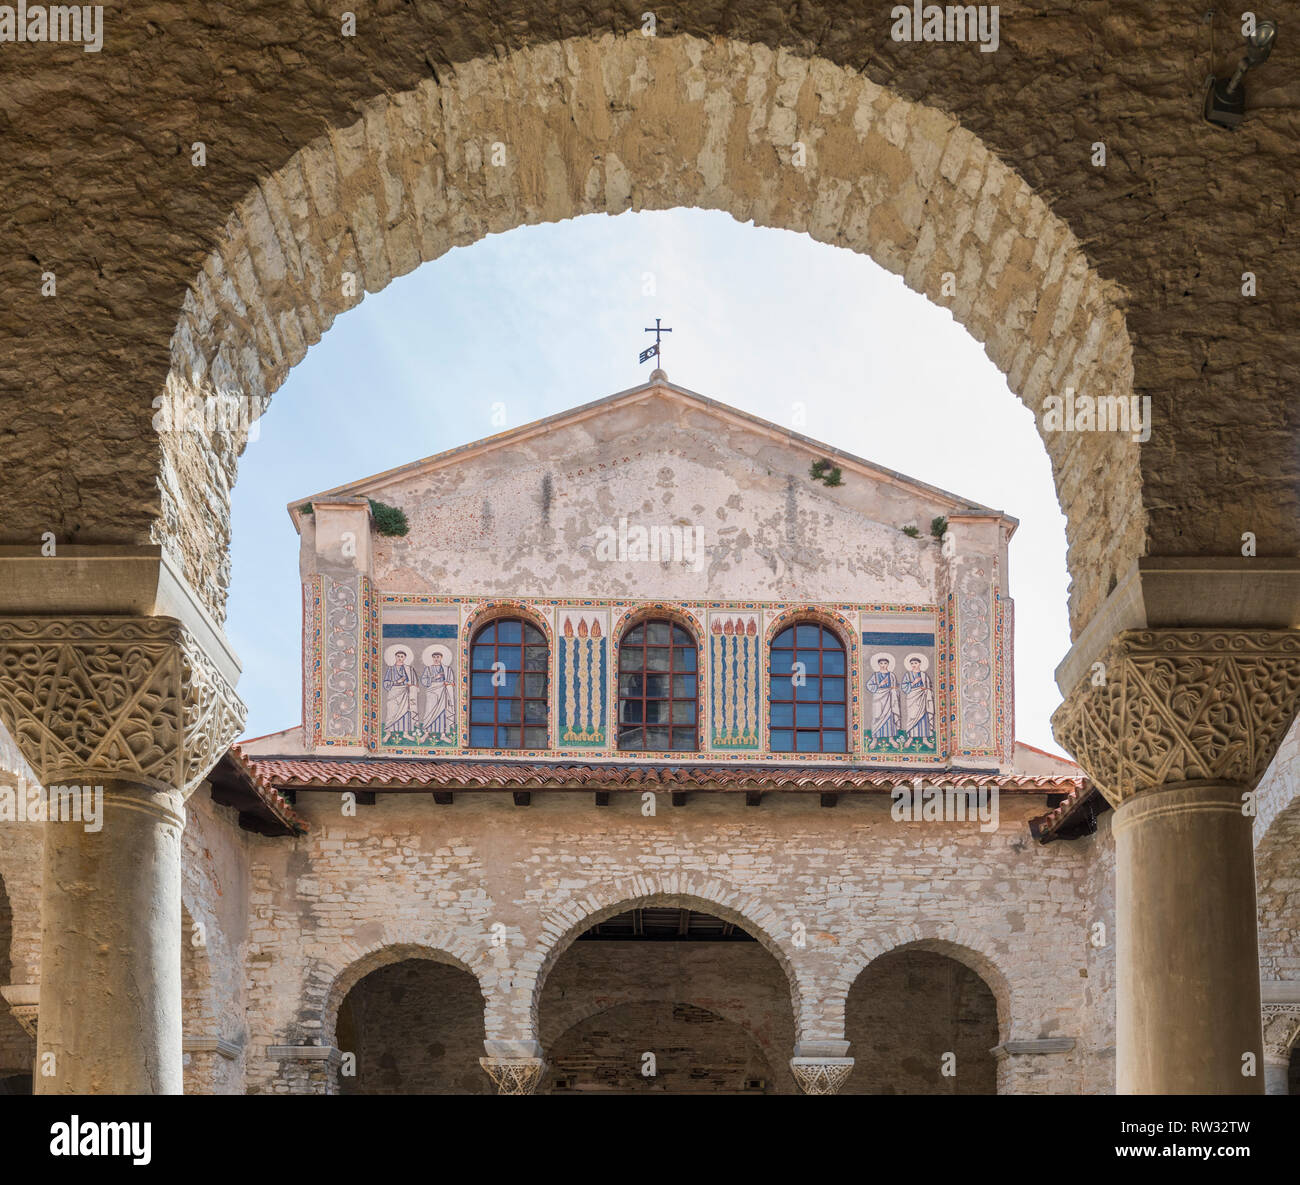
{"left": 639, "top": 317, "right": 672, "bottom": 367}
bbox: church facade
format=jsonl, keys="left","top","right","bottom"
{"left": 1, "top": 372, "right": 1296, "bottom": 1094}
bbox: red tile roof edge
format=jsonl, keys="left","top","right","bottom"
{"left": 235, "top": 752, "right": 1088, "bottom": 794}
{"left": 1027, "top": 784, "right": 1105, "bottom": 843}
{"left": 225, "top": 746, "right": 310, "bottom": 832}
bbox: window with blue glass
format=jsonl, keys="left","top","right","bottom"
{"left": 768, "top": 622, "right": 848, "bottom": 753}
{"left": 469, "top": 618, "right": 549, "bottom": 749}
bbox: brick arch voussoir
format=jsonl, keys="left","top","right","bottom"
{"left": 841, "top": 923, "right": 1014, "bottom": 1044}
{"left": 516, "top": 878, "right": 813, "bottom": 1044}
{"left": 317, "top": 933, "right": 488, "bottom": 1050}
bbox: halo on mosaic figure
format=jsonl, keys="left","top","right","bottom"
{"left": 422, "top": 644, "right": 453, "bottom": 668}
{"left": 903, "top": 652, "right": 929, "bottom": 671}
{"left": 869, "top": 652, "right": 895, "bottom": 671}
{"left": 385, "top": 643, "right": 416, "bottom": 667}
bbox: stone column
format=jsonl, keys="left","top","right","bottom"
{"left": 1054, "top": 629, "right": 1300, "bottom": 1095}
{"left": 0, "top": 614, "right": 243, "bottom": 1094}
{"left": 789, "top": 1040, "right": 854, "bottom": 1095}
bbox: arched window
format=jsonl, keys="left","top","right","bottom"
{"left": 617, "top": 619, "right": 699, "bottom": 751}
{"left": 768, "top": 622, "right": 847, "bottom": 753}
{"left": 469, "top": 618, "right": 549, "bottom": 749}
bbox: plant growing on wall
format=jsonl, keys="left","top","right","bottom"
{"left": 368, "top": 499, "right": 409, "bottom": 537}
{"left": 900, "top": 525, "right": 921, "bottom": 538}
{"left": 809, "top": 457, "right": 844, "bottom": 487}
{"left": 292, "top": 499, "right": 409, "bottom": 537}
{"left": 930, "top": 516, "right": 948, "bottom": 541}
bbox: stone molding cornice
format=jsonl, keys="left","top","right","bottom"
{"left": 990, "top": 1038, "right": 1076, "bottom": 1059}
{"left": 789, "top": 1057, "right": 855, "bottom": 1095}
{"left": 0, "top": 616, "right": 245, "bottom": 796}
{"left": 1052, "top": 629, "right": 1300, "bottom": 807}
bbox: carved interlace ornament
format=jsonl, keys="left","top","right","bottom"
{"left": 479, "top": 1057, "right": 545, "bottom": 1095}
{"left": 1262, "top": 1006, "right": 1300, "bottom": 1062}
{"left": 1052, "top": 630, "right": 1300, "bottom": 806}
{"left": 789, "top": 1058, "right": 855, "bottom": 1095}
{"left": 0, "top": 617, "right": 245, "bottom": 796}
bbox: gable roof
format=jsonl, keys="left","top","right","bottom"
{"left": 287, "top": 372, "right": 1016, "bottom": 535}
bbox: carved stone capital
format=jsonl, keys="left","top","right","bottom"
{"left": 0, "top": 984, "right": 38, "bottom": 1038}
{"left": 1262, "top": 1005, "right": 1300, "bottom": 1062}
{"left": 790, "top": 1057, "right": 854, "bottom": 1095}
{"left": 1052, "top": 629, "right": 1300, "bottom": 806}
{"left": 0, "top": 616, "right": 245, "bottom": 797}
{"left": 479, "top": 1056, "right": 546, "bottom": 1095}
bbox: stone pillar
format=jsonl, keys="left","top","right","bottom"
{"left": 789, "top": 1040, "right": 854, "bottom": 1095}
{"left": 480, "top": 1039, "right": 546, "bottom": 1094}
{"left": 1054, "top": 629, "right": 1300, "bottom": 1095}
{"left": 0, "top": 611, "right": 243, "bottom": 1094}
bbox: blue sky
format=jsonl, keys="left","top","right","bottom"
{"left": 227, "top": 208, "right": 1070, "bottom": 755}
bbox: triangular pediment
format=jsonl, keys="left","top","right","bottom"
{"left": 288, "top": 375, "right": 1012, "bottom": 536}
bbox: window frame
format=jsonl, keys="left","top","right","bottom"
{"left": 468, "top": 616, "right": 550, "bottom": 750}
{"left": 616, "top": 617, "right": 700, "bottom": 753}
{"left": 767, "top": 621, "right": 849, "bottom": 754}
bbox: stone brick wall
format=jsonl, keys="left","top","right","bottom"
{"left": 179, "top": 791, "right": 253, "bottom": 1094}
{"left": 236, "top": 790, "right": 1099, "bottom": 1093}
{"left": 1257, "top": 718, "right": 1300, "bottom": 985}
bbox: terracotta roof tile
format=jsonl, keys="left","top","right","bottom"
{"left": 233, "top": 751, "right": 1087, "bottom": 795}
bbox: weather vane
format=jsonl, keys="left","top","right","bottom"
{"left": 639, "top": 317, "right": 672, "bottom": 368}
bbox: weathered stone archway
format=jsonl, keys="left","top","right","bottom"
{"left": 168, "top": 32, "right": 1137, "bottom": 633}
{"left": 840, "top": 927, "right": 1014, "bottom": 1041}
{"left": 846, "top": 946, "right": 1001, "bottom": 1094}
{"left": 2, "top": 7, "right": 1297, "bottom": 1099}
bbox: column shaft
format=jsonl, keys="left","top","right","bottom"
{"left": 1114, "top": 781, "right": 1262, "bottom": 1094}
{"left": 36, "top": 780, "right": 186, "bottom": 1094}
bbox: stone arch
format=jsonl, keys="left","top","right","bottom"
{"left": 319, "top": 939, "right": 487, "bottom": 1053}
{"left": 168, "top": 31, "right": 1137, "bottom": 633}
{"left": 334, "top": 955, "right": 490, "bottom": 1094}
{"left": 837, "top": 924, "right": 1014, "bottom": 1044}
{"left": 515, "top": 880, "right": 811, "bottom": 1043}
